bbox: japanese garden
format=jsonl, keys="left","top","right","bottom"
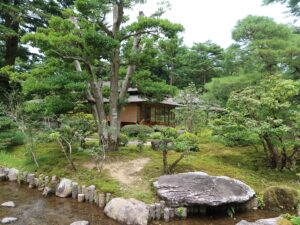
{"left": 0, "top": 0, "right": 300, "bottom": 225}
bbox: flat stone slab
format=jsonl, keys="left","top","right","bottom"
{"left": 70, "top": 221, "right": 89, "bottom": 225}
{"left": 236, "top": 217, "right": 280, "bottom": 225}
{"left": 153, "top": 172, "right": 255, "bottom": 207}
{"left": 1, "top": 217, "right": 18, "bottom": 224}
{"left": 1, "top": 201, "right": 15, "bottom": 208}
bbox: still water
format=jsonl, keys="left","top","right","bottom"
{"left": 0, "top": 182, "right": 281, "bottom": 225}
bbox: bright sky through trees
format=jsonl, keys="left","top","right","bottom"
{"left": 131, "top": 0, "right": 297, "bottom": 47}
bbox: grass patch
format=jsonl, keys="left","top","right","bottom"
{"left": 0, "top": 134, "right": 299, "bottom": 203}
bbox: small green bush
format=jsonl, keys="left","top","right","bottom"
{"left": 282, "top": 214, "right": 300, "bottom": 225}
{"left": 160, "top": 127, "right": 178, "bottom": 140}
{"left": 121, "top": 124, "right": 154, "bottom": 137}
{"left": 0, "top": 115, "right": 24, "bottom": 150}
{"left": 150, "top": 132, "right": 162, "bottom": 140}
{"left": 152, "top": 125, "right": 168, "bottom": 132}
{"left": 175, "top": 132, "right": 200, "bottom": 152}
{"left": 119, "top": 133, "right": 129, "bottom": 146}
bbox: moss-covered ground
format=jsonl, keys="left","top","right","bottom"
{"left": 0, "top": 130, "right": 298, "bottom": 203}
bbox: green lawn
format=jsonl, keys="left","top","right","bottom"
{"left": 0, "top": 132, "right": 299, "bottom": 203}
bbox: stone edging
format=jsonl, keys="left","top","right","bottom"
{"left": 0, "top": 167, "right": 187, "bottom": 224}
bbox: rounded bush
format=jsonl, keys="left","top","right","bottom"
{"left": 263, "top": 186, "right": 299, "bottom": 211}
{"left": 152, "top": 125, "right": 168, "bottom": 132}
{"left": 121, "top": 124, "right": 154, "bottom": 137}
{"left": 150, "top": 132, "right": 162, "bottom": 140}
{"left": 175, "top": 132, "right": 200, "bottom": 152}
{"left": 118, "top": 133, "right": 129, "bottom": 146}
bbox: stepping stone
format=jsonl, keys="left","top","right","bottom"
{"left": 1, "top": 217, "right": 18, "bottom": 224}
{"left": 70, "top": 221, "right": 89, "bottom": 225}
{"left": 1, "top": 201, "right": 15, "bottom": 208}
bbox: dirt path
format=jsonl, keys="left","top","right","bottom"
{"left": 103, "top": 158, "right": 150, "bottom": 185}
{"left": 82, "top": 158, "right": 151, "bottom": 186}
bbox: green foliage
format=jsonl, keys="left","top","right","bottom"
{"left": 152, "top": 125, "right": 168, "bottom": 132}
{"left": 137, "top": 79, "right": 178, "bottom": 102}
{"left": 159, "top": 127, "right": 179, "bottom": 141}
{"left": 226, "top": 206, "right": 235, "bottom": 218}
{"left": 174, "top": 83, "right": 206, "bottom": 132}
{"left": 149, "top": 132, "right": 162, "bottom": 140}
{"left": 257, "top": 195, "right": 266, "bottom": 209}
{"left": 212, "top": 76, "right": 300, "bottom": 169}
{"left": 118, "top": 133, "right": 129, "bottom": 147}
{"left": 174, "top": 132, "right": 200, "bottom": 152}
{"left": 283, "top": 214, "right": 300, "bottom": 225}
{"left": 22, "top": 59, "right": 87, "bottom": 117}
{"left": 204, "top": 72, "right": 264, "bottom": 107}
{"left": 121, "top": 125, "right": 154, "bottom": 137}
{"left": 0, "top": 107, "right": 24, "bottom": 150}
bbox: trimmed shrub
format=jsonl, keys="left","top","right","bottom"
{"left": 175, "top": 132, "right": 200, "bottom": 152}
{"left": 152, "top": 125, "right": 168, "bottom": 132}
{"left": 0, "top": 116, "right": 24, "bottom": 150}
{"left": 263, "top": 186, "right": 299, "bottom": 211}
{"left": 160, "top": 127, "right": 178, "bottom": 140}
{"left": 150, "top": 132, "right": 162, "bottom": 140}
{"left": 121, "top": 124, "right": 154, "bottom": 137}
{"left": 118, "top": 133, "right": 129, "bottom": 146}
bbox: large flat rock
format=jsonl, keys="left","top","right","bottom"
{"left": 236, "top": 217, "right": 280, "bottom": 225}
{"left": 153, "top": 172, "right": 255, "bottom": 207}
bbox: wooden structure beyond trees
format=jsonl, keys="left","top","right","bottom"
{"left": 104, "top": 87, "right": 180, "bottom": 127}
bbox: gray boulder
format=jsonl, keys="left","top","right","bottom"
{"left": 70, "top": 221, "right": 89, "bottom": 225}
{"left": 104, "top": 198, "right": 149, "bottom": 225}
{"left": 1, "top": 217, "right": 18, "bottom": 224}
{"left": 236, "top": 217, "right": 280, "bottom": 225}
{"left": 7, "top": 168, "right": 19, "bottom": 181}
{"left": 1, "top": 201, "right": 15, "bottom": 207}
{"left": 153, "top": 172, "right": 255, "bottom": 207}
{"left": 42, "top": 187, "right": 55, "bottom": 197}
{"left": 56, "top": 178, "right": 72, "bottom": 198}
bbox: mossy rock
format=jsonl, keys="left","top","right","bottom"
{"left": 277, "top": 218, "right": 293, "bottom": 225}
{"left": 263, "top": 186, "right": 299, "bottom": 211}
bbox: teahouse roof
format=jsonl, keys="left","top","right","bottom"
{"left": 104, "top": 95, "right": 181, "bottom": 106}
{"left": 102, "top": 81, "right": 180, "bottom": 106}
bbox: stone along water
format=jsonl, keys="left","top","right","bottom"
{"left": 0, "top": 182, "right": 281, "bottom": 225}
{"left": 0, "top": 182, "right": 119, "bottom": 225}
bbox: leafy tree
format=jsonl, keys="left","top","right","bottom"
{"left": 232, "top": 15, "right": 293, "bottom": 73}
{"left": 205, "top": 15, "right": 300, "bottom": 107}
{"left": 174, "top": 83, "right": 205, "bottom": 132}
{"left": 49, "top": 114, "right": 95, "bottom": 171}
{"left": 212, "top": 76, "right": 300, "bottom": 170}
{"left": 204, "top": 72, "right": 264, "bottom": 107}
{"left": 23, "top": 0, "right": 183, "bottom": 152}
{"left": 152, "top": 127, "right": 200, "bottom": 174}
{"left": 22, "top": 58, "right": 87, "bottom": 117}
{"left": 0, "top": 0, "right": 73, "bottom": 95}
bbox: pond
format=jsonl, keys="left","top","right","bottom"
{"left": 0, "top": 182, "right": 281, "bottom": 225}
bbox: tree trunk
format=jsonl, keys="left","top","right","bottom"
{"left": 162, "top": 148, "right": 170, "bottom": 174}
{"left": 168, "top": 64, "right": 174, "bottom": 85}
{"left": 107, "top": 2, "right": 124, "bottom": 151}
{"left": 169, "top": 151, "right": 187, "bottom": 173}
{"left": 4, "top": 0, "right": 19, "bottom": 66}
{"left": 263, "top": 134, "right": 281, "bottom": 169}
{"left": 109, "top": 48, "right": 121, "bottom": 151}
